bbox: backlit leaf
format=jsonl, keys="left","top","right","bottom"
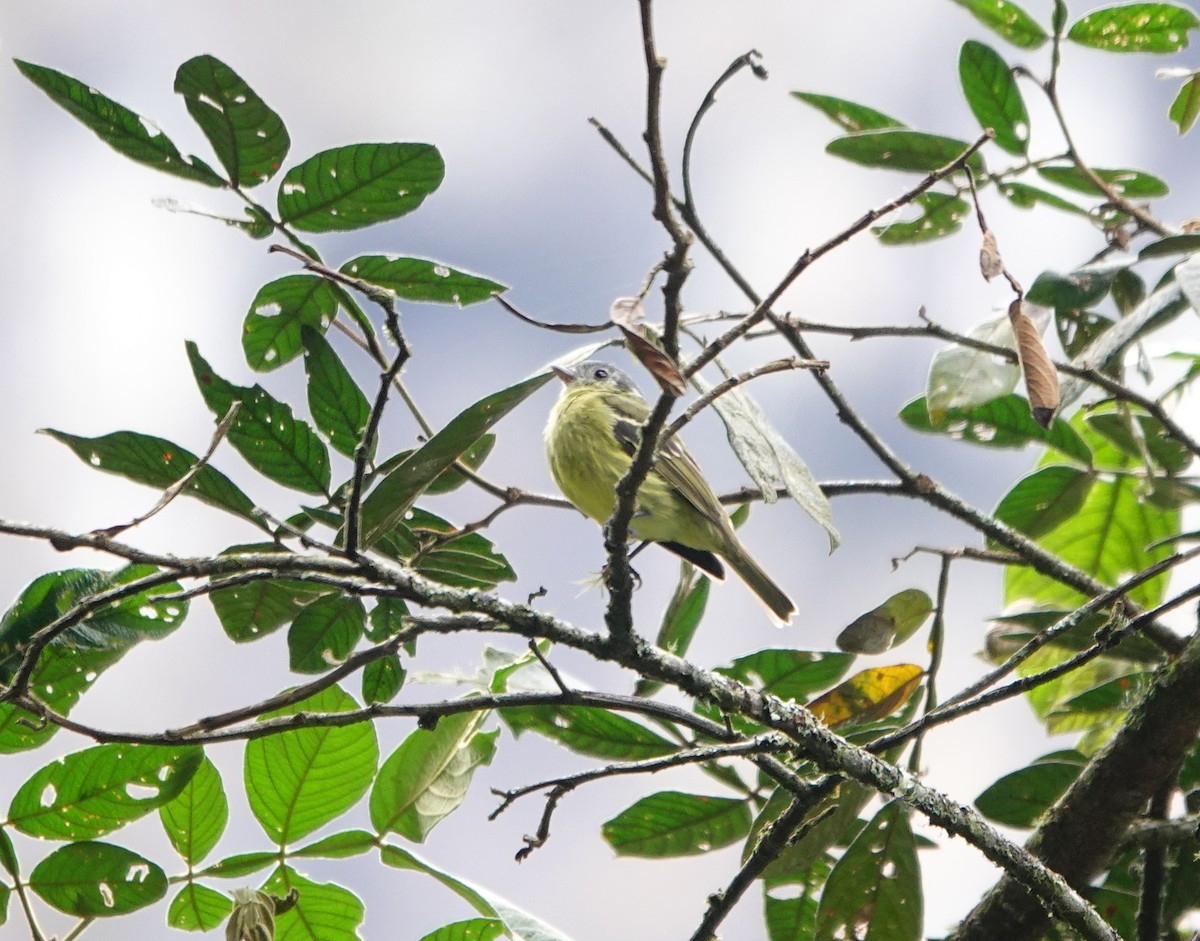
{"left": 837, "top": 589, "right": 934, "bottom": 654}
{"left": 29, "top": 842, "right": 166, "bottom": 916}
{"left": 790, "top": 91, "right": 905, "bottom": 132}
{"left": 948, "top": 0, "right": 1050, "bottom": 48}
{"left": 602, "top": 791, "right": 751, "bottom": 857}
{"left": 1068, "top": 3, "right": 1198, "bottom": 53}
{"left": 807, "top": 664, "right": 924, "bottom": 726}
{"left": 975, "top": 751, "right": 1086, "bottom": 826}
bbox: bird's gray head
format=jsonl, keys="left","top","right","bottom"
{"left": 552, "top": 361, "right": 642, "bottom": 395}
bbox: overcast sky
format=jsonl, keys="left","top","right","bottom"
{"left": 2, "top": 3, "right": 1199, "bottom": 939}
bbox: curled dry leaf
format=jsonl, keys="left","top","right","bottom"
{"left": 979, "top": 229, "right": 1003, "bottom": 281}
{"left": 609, "top": 297, "right": 686, "bottom": 395}
{"left": 1008, "top": 299, "right": 1060, "bottom": 428}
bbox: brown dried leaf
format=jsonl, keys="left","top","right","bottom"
{"left": 609, "top": 297, "right": 686, "bottom": 395}
{"left": 979, "top": 229, "right": 1003, "bottom": 281}
{"left": 1008, "top": 299, "right": 1060, "bottom": 428}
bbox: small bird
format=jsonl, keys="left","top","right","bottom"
{"left": 544, "top": 360, "right": 795, "bottom": 624}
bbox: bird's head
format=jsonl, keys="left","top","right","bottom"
{"left": 551, "top": 361, "right": 642, "bottom": 396}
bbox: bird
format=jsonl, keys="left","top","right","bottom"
{"left": 544, "top": 360, "right": 795, "bottom": 624}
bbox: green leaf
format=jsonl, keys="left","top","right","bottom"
{"left": 602, "top": 791, "right": 751, "bottom": 858}
{"left": 186, "top": 341, "right": 331, "bottom": 495}
{"left": 42, "top": 428, "right": 263, "bottom": 528}
{"left": 261, "top": 865, "right": 364, "bottom": 941}
{"left": 975, "top": 751, "right": 1086, "bottom": 826}
{"left": 1005, "top": 474, "right": 1178, "bottom": 609}
{"left": 302, "top": 327, "right": 372, "bottom": 459}
{"left": 993, "top": 466, "right": 1096, "bottom": 540}
{"left": 1137, "top": 232, "right": 1200, "bottom": 258}
{"left": 159, "top": 756, "right": 227, "bottom": 865}
{"left": 243, "top": 275, "right": 338, "bottom": 372}
{"left": 816, "top": 802, "right": 921, "bottom": 941}
{"left": 0, "top": 565, "right": 187, "bottom": 684}
{"left": 1037, "top": 163, "right": 1169, "bottom": 198}
{"left": 0, "top": 829, "right": 17, "bottom": 877}
{"left": 370, "top": 709, "right": 496, "bottom": 842}
{"left": 174, "top": 54, "right": 289, "bottom": 187}
{"left": 1026, "top": 261, "right": 1124, "bottom": 308}
{"left": 1068, "top": 2, "right": 1199, "bottom": 52}
{"left": 948, "top": 0, "right": 1050, "bottom": 48}
{"left": 1086, "top": 412, "right": 1193, "bottom": 473}
{"left": 826, "top": 129, "right": 986, "bottom": 175}
{"left": 195, "top": 852, "right": 277, "bottom": 879}
{"left": 959, "top": 40, "right": 1030, "bottom": 154}
{"left": 636, "top": 567, "right": 711, "bottom": 696}
{"left": 340, "top": 255, "right": 506, "bottom": 306}
{"left": 374, "top": 507, "right": 516, "bottom": 590}
{"left": 14, "top": 59, "right": 225, "bottom": 186}
{"left": 417, "top": 919, "right": 506, "bottom": 941}
{"left": 1113, "top": 265, "right": 1148, "bottom": 309}
{"left": 502, "top": 706, "right": 679, "bottom": 760}
{"left": 367, "top": 597, "right": 410, "bottom": 642}
{"left": 789, "top": 92, "right": 905, "bottom": 132}
{"left": 29, "top": 842, "right": 167, "bottom": 916}
{"left": 245, "top": 684, "right": 378, "bottom": 845}
{"left": 293, "top": 829, "right": 376, "bottom": 859}
{"left": 872, "top": 192, "right": 970, "bottom": 245}
{"left": 9, "top": 743, "right": 201, "bottom": 840}
{"left": 167, "top": 882, "right": 233, "bottom": 932}
{"left": 423, "top": 435, "right": 497, "bottom": 495}
{"left": 1055, "top": 307, "right": 1115, "bottom": 359}
{"left": 998, "top": 181, "right": 1090, "bottom": 215}
{"left": 210, "top": 552, "right": 330, "bottom": 642}
{"left": 360, "top": 372, "right": 554, "bottom": 547}
{"left": 362, "top": 654, "right": 405, "bottom": 704}
{"left": 1169, "top": 72, "right": 1200, "bottom": 132}
{"left": 900, "top": 395, "right": 1093, "bottom": 464}
{"left": 0, "top": 645, "right": 124, "bottom": 753}
{"left": 277, "top": 143, "right": 444, "bottom": 232}
{"left": 717, "top": 648, "right": 855, "bottom": 703}
{"left": 837, "top": 589, "right": 934, "bottom": 654}
{"left": 287, "top": 594, "right": 365, "bottom": 673}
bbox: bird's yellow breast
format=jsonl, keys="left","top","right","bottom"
{"left": 544, "top": 385, "right": 720, "bottom": 549}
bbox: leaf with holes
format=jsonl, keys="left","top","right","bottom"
{"left": 187, "top": 341, "right": 331, "bottom": 495}
{"left": 302, "top": 326, "right": 372, "bottom": 459}
{"left": 959, "top": 40, "right": 1029, "bottom": 154}
{"left": 42, "top": 428, "right": 262, "bottom": 528}
{"left": 242, "top": 274, "right": 338, "bottom": 372}
{"left": 872, "top": 192, "right": 970, "bottom": 245}
{"left": 159, "top": 757, "right": 227, "bottom": 865}
{"left": 277, "top": 143, "right": 444, "bottom": 232}
{"left": 174, "top": 54, "right": 289, "bottom": 187}
{"left": 341, "top": 254, "right": 505, "bottom": 306}
{"left": 9, "top": 744, "right": 201, "bottom": 840}
{"left": 29, "top": 842, "right": 167, "bottom": 917}
{"left": 948, "top": 0, "right": 1049, "bottom": 48}
{"left": 900, "top": 394, "right": 1092, "bottom": 463}
{"left": 287, "top": 594, "right": 365, "bottom": 674}
{"left": 15, "top": 59, "right": 225, "bottom": 186}
{"left": 816, "top": 801, "right": 921, "bottom": 941}
{"left": 790, "top": 91, "right": 905, "bottom": 132}
{"left": 1068, "top": 2, "right": 1198, "bottom": 52}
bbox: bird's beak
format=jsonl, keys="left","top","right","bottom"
{"left": 551, "top": 365, "right": 575, "bottom": 384}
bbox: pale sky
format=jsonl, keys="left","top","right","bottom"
{"left": 1, "top": 3, "right": 1198, "bottom": 939}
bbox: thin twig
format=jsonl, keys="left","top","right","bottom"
{"left": 89, "top": 402, "right": 241, "bottom": 539}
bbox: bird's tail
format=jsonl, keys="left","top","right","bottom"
{"left": 724, "top": 546, "right": 795, "bottom": 626}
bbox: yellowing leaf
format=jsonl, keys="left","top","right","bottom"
{"left": 807, "top": 664, "right": 924, "bottom": 726}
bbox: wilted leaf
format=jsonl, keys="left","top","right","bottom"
{"left": 609, "top": 297, "right": 685, "bottom": 395}
{"left": 807, "top": 664, "right": 924, "bottom": 726}
{"left": 1008, "top": 299, "right": 1060, "bottom": 427}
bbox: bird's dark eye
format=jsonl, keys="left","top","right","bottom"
{"left": 594, "top": 367, "right": 609, "bottom": 380}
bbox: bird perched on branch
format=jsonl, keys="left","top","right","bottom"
{"left": 544, "top": 360, "right": 794, "bottom": 624}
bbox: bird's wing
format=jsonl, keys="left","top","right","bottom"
{"left": 604, "top": 392, "right": 730, "bottom": 533}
